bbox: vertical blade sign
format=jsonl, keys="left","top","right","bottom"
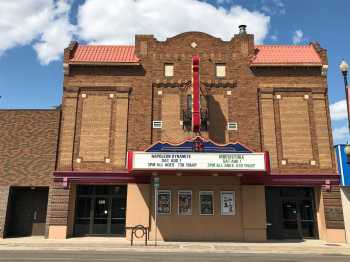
{"left": 192, "top": 55, "right": 201, "bottom": 132}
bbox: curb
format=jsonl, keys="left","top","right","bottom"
{"left": 0, "top": 245, "right": 349, "bottom": 256}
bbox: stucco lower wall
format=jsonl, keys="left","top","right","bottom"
{"left": 48, "top": 226, "right": 67, "bottom": 239}
{"left": 125, "top": 183, "right": 151, "bottom": 240}
{"left": 242, "top": 185, "right": 267, "bottom": 242}
{"left": 315, "top": 187, "right": 346, "bottom": 243}
{"left": 340, "top": 187, "right": 350, "bottom": 243}
{"left": 139, "top": 176, "right": 267, "bottom": 241}
{"left": 315, "top": 187, "right": 327, "bottom": 240}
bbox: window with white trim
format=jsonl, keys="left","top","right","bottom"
{"left": 216, "top": 64, "right": 226, "bottom": 78}
{"left": 227, "top": 122, "right": 238, "bottom": 131}
{"left": 152, "top": 121, "right": 163, "bottom": 129}
{"left": 164, "top": 64, "right": 174, "bottom": 77}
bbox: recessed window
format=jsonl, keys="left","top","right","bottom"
{"left": 152, "top": 121, "right": 163, "bottom": 129}
{"left": 187, "top": 95, "right": 192, "bottom": 111}
{"left": 164, "top": 64, "right": 174, "bottom": 77}
{"left": 216, "top": 64, "right": 226, "bottom": 78}
{"left": 227, "top": 122, "right": 238, "bottom": 131}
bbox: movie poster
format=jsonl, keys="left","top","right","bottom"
{"left": 178, "top": 191, "right": 192, "bottom": 215}
{"left": 200, "top": 192, "right": 214, "bottom": 215}
{"left": 220, "top": 191, "right": 235, "bottom": 215}
{"left": 158, "top": 190, "right": 171, "bottom": 214}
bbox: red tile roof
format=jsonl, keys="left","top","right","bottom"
{"left": 70, "top": 45, "right": 139, "bottom": 63}
{"left": 69, "top": 44, "right": 322, "bottom": 66}
{"left": 251, "top": 45, "right": 322, "bottom": 66}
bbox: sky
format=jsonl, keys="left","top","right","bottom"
{"left": 0, "top": 0, "right": 349, "bottom": 144}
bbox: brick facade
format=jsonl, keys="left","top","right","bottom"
{"left": 0, "top": 109, "right": 59, "bottom": 238}
{"left": 0, "top": 110, "right": 60, "bottom": 186}
{"left": 59, "top": 32, "right": 334, "bottom": 175}
{"left": 0, "top": 29, "right": 344, "bottom": 240}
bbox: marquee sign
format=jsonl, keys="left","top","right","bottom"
{"left": 128, "top": 151, "right": 269, "bottom": 172}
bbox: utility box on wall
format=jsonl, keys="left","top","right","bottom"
{"left": 335, "top": 144, "right": 350, "bottom": 186}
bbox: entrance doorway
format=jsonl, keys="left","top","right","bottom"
{"left": 6, "top": 187, "right": 49, "bottom": 237}
{"left": 74, "top": 185, "right": 127, "bottom": 236}
{"left": 266, "top": 187, "right": 317, "bottom": 239}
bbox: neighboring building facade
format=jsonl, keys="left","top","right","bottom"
{"left": 0, "top": 110, "right": 59, "bottom": 238}
{"left": 334, "top": 144, "right": 350, "bottom": 243}
{"left": 0, "top": 26, "right": 346, "bottom": 242}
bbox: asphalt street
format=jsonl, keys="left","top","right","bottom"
{"left": 0, "top": 251, "right": 348, "bottom": 262}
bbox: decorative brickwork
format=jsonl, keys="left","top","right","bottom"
{"left": 79, "top": 94, "right": 112, "bottom": 162}
{"left": 47, "top": 183, "right": 71, "bottom": 227}
{"left": 112, "top": 93, "right": 129, "bottom": 169}
{"left": 208, "top": 93, "right": 228, "bottom": 144}
{"left": 58, "top": 32, "right": 335, "bottom": 176}
{"left": 161, "top": 92, "right": 185, "bottom": 143}
{"left": 313, "top": 94, "right": 333, "bottom": 168}
{"left": 323, "top": 186, "right": 345, "bottom": 229}
{"left": 260, "top": 93, "right": 278, "bottom": 169}
{"left": 58, "top": 95, "right": 78, "bottom": 170}
{"left": 279, "top": 95, "right": 313, "bottom": 164}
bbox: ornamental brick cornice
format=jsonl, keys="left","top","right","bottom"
{"left": 152, "top": 79, "right": 236, "bottom": 89}
{"left": 64, "top": 83, "right": 132, "bottom": 93}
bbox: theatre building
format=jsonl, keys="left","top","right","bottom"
{"left": 0, "top": 26, "right": 346, "bottom": 242}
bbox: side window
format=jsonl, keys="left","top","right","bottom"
{"left": 164, "top": 64, "right": 174, "bottom": 77}
{"left": 216, "top": 64, "right": 226, "bottom": 78}
{"left": 187, "top": 95, "right": 192, "bottom": 111}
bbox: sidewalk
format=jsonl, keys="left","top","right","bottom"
{"left": 0, "top": 237, "right": 349, "bottom": 255}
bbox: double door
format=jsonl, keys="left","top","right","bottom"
{"left": 281, "top": 198, "right": 315, "bottom": 238}
{"left": 266, "top": 187, "right": 316, "bottom": 239}
{"left": 74, "top": 185, "right": 127, "bottom": 236}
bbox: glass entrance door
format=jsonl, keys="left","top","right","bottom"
{"left": 74, "top": 185, "right": 127, "bottom": 236}
{"left": 93, "top": 197, "right": 109, "bottom": 234}
{"left": 266, "top": 187, "right": 316, "bottom": 239}
{"left": 299, "top": 199, "right": 315, "bottom": 238}
{"left": 282, "top": 200, "right": 300, "bottom": 238}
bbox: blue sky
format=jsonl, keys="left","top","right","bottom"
{"left": 0, "top": 0, "right": 349, "bottom": 143}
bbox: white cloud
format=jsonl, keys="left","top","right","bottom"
{"left": 0, "top": 0, "right": 271, "bottom": 64}
{"left": 214, "top": 0, "right": 233, "bottom": 5}
{"left": 273, "top": 0, "right": 285, "bottom": 14}
{"left": 34, "top": 1, "right": 75, "bottom": 65}
{"left": 332, "top": 125, "right": 349, "bottom": 143}
{"left": 330, "top": 99, "right": 348, "bottom": 121}
{"left": 292, "top": 30, "right": 304, "bottom": 44}
{"left": 77, "top": 0, "right": 270, "bottom": 45}
{"left": 261, "top": 0, "right": 285, "bottom": 15}
{"left": 0, "top": 0, "right": 74, "bottom": 64}
{"left": 270, "top": 34, "right": 278, "bottom": 41}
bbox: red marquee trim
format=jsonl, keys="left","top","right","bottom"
{"left": 264, "top": 151, "right": 271, "bottom": 174}
{"left": 127, "top": 151, "right": 133, "bottom": 173}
